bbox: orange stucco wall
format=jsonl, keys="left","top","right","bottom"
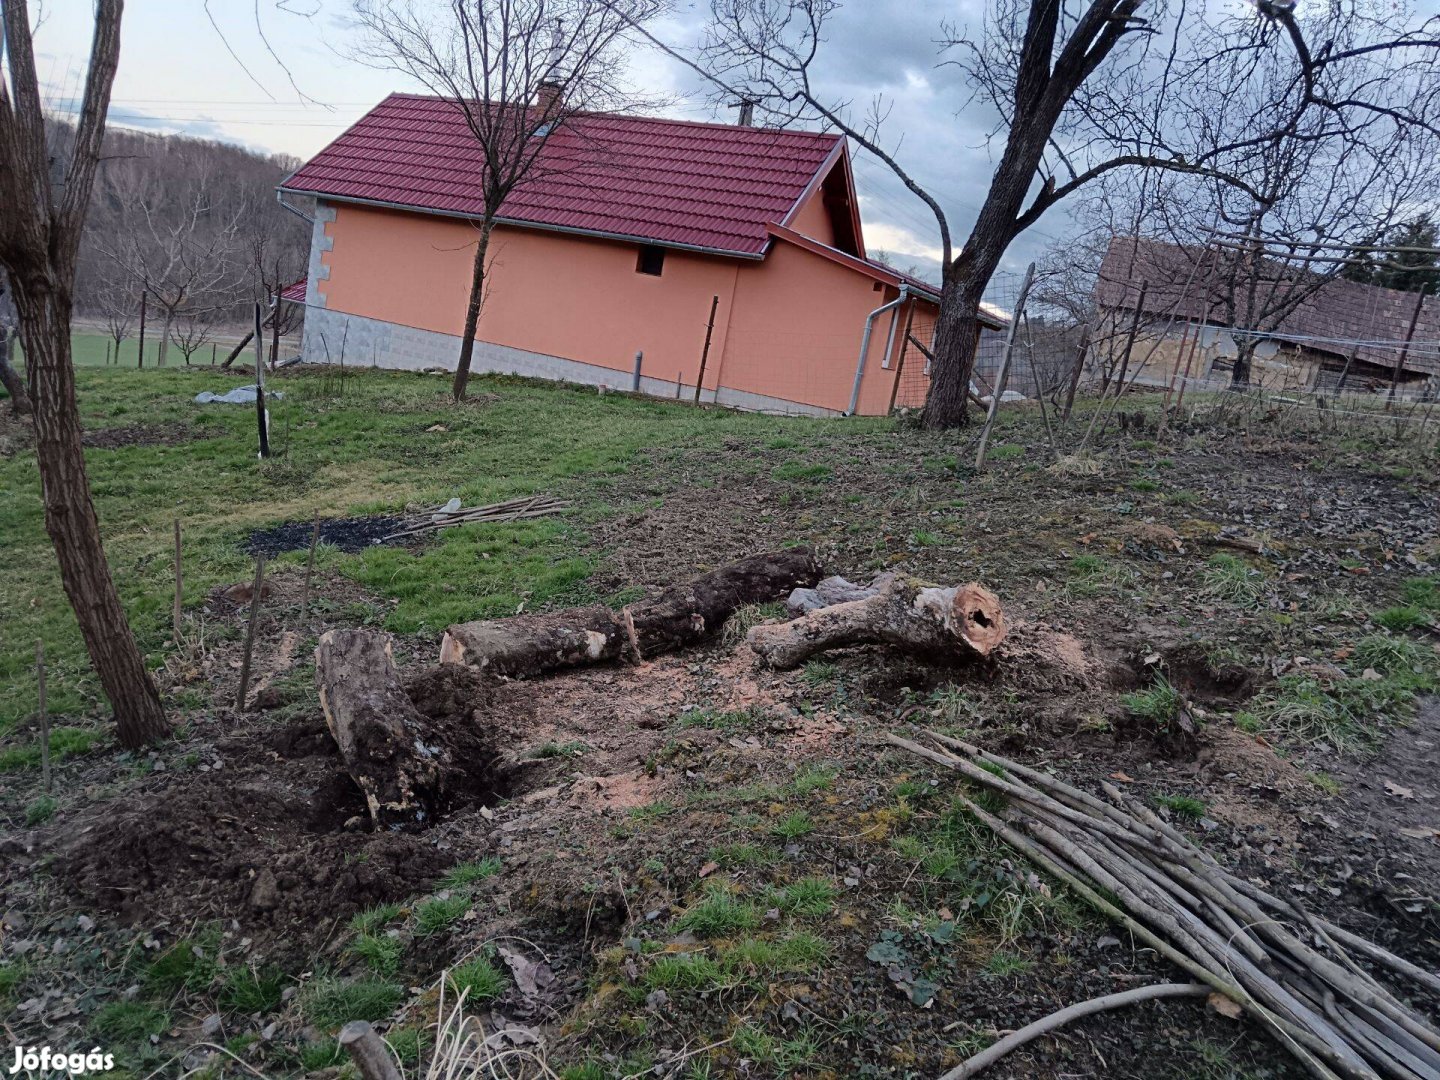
{"left": 787, "top": 188, "right": 837, "bottom": 248}
{"left": 317, "top": 200, "right": 932, "bottom": 413}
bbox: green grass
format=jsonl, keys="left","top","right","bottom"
{"left": 792, "top": 764, "right": 837, "bottom": 794}
{"left": 439, "top": 857, "right": 502, "bottom": 888}
{"left": 1374, "top": 606, "right": 1429, "bottom": 632}
{"left": 770, "top": 810, "right": 815, "bottom": 840}
{"left": 982, "top": 951, "right": 1036, "bottom": 978}
{"left": 708, "top": 842, "right": 781, "bottom": 869}
{"left": 1, "top": 365, "right": 862, "bottom": 737}
{"left": 92, "top": 1000, "right": 170, "bottom": 1041}
{"left": 144, "top": 930, "right": 221, "bottom": 995}
{"left": 1066, "top": 554, "right": 1133, "bottom": 597}
{"left": 1202, "top": 553, "right": 1264, "bottom": 607}
{"left": 1122, "top": 676, "right": 1184, "bottom": 728}
{"left": 771, "top": 461, "right": 833, "bottom": 482}
{"left": 0, "top": 727, "right": 104, "bottom": 772}
{"left": 300, "top": 976, "right": 404, "bottom": 1029}
{"left": 414, "top": 894, "right": 470, "bottom": 936}
{"left": 24, "top": 795, "right": 57, "bottom": 825}
{"left": 218, "top": 965, "right": 287, "bottom": 1014}
{"left": 352, "top": 933, "right": 404, "bottom": 976}
{"left": 349, "top": 902, "right": 405, "bottom": 935}
{"left": 1400, "top": 575, "right": 1439, "bottom": 610}
{"left": 988, "top": 443, "right": 1025, "bottom": 460}
{"left": 773, "top": 877, "right": 838, "bottom": 918}
{"left": 642, "top": 953, "right": 726, "bottom": 992}
{"left": 674, "top": 885, "right": 761, "bottom": 937}
{"left": 1154, "top": 793, "right": 1208, "bottom": 822}
{"left": 447, "top": 956, "right": 507, "bottom": 1002}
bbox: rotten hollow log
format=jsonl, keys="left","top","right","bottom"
{"left": 747, "top": 576, "right": 1007, "bottom": 670}
{"left": 439, "top": 549, "right": 822, "bottom": 678}
{"left": 315, "top": 629, "right": 449, "bottom": 828}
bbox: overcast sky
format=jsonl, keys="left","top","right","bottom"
{"left": 32, "top": 1, "right": 1128, "bottom": 282}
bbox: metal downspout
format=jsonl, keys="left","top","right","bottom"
{"left": 848, "top": 284, "right": 908, "bottom": 415}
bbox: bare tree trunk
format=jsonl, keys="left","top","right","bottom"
{"left": 452, "top": 219, "right": 495, "bottom": 402}
{"left": 156, "top": 309, "right": 172, "bottom": 368}
{"left": 1230, "top": 339, "right": 1257, "bottom": 389}
{"left": 13, "top": 281, "right": 169, "bottom": 749}
{"left": 923, "top": 272, "right": 990, "bottom": 429}
{"left": 0, "top": 322, "right": 33, "bottom": 415}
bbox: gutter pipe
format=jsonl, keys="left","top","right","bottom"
{"left": 848, "top": 284, "right": 908, "bottom": 415}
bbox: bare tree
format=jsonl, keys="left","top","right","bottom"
{"left": 99, "top": 154, "right": 249, "bottom": 367}
{"left": 641, "top": 0, "right": 1440, "bottom": 426}
{"left": 350, "top": 0, "right": 661, "bottom": 401}
{"left": 0, "top": 0, "right": 170, "bottom": 748}
{"left": 169, "top": 305, "right": 220, "bottom": 365}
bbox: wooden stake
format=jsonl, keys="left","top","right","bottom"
{"left": 36, "top": 639, "right": 50, "bottom": 794}
{"left": 1387, "top": 283, "right": 1429, "bottom": 402}
{"left": 253, "top": 304, "right": 270, "bottom": 458}
{"left": 235, "top": 555, "right": 266, "bottom": 711}
{"left": 693, "top": 294, "right": 720, "bottom": 405}
{"left": 172, "top": 518, "right": 183, "bottom": 643}
{"left": 975, "top": 262, "right": 1036, "bottom": 471}
{"left": 136, "top": 288, "right": 147, "bottom": 369}
{"left": 299, "top": 513, "right": 321, "bottom": 621}
{"left": 338, "top": 1021, "right": 402, "bottom": 1080}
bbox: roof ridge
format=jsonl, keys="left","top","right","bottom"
{"left": 377, "top": 91, "right": 841, "bottom": 141}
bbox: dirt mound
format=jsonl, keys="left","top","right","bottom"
{"left": 245, "top": 514, "right": 410, "bottom": 556}
{"left": 54, "top": 722, "right": 454, "bottom": 959}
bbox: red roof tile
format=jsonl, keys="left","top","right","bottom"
{"left": 280, "top": 93, "right": 843, "bottom": 257}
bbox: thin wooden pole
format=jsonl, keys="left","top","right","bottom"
{"left": 253, "top": 303, "right": 270, "bottom": 458}
{"left": 136, "top": 288, "right": 147, "bottom": 369}
{"left": 1060, "top": 323, "right": 1091, "bottom": 425}
{"left": 299, "top": 513, "right": 321, "bottom": 622}
{"left": 36, "top": 639, "right": 50, "bottom": 795}
{"left": 235, "top": 555, "right": 266, "bottom": 711}
{"left": 1113, "top": 280, "right": 1149, "bottom": 391}
{"left": 172, "top": 519, "right": 183, "bottom": 643}
{"left": 693, "top": 294, "right": 720, "bottom": 405}
{"left": 975, "top": 262, "right": 1036, "bottom": 471}
{"left": 1388, "top": 284, "right": 1429, "bottom": 402}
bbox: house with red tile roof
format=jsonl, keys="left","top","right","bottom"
{"left": 1093, "top": 236, "right": 1439, "bottom": 393}
{"left": 279, "top": 93, "right": 1004, "bottom": 415}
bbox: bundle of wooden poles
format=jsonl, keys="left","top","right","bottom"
{"left": 887, "top": 731, "right": 1440, "bottom": 1080}
{"left": 381, "top": 494, "right": 571, "bottom": 542}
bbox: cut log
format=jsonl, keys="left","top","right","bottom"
{"left": 315, "top": 629, "right": 449, "bottom": 828}
{"left": 747, "top": 576, "right": 1007, "bottom": 670}
{"left": 439, "top": 549, "right": 823, "bottom": 678}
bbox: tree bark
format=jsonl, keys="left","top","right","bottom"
{"left": 747, "top": 576, "right": 1007, "bottom": 670}
{"left": 439, "top": 549, "right": 823, "bottom": 678}
{"left": 14, "top": 282, "right": 170, "bottom": 748}
{"left": 452, "top": 218, "right": 496, "bottom": 402}
{"left": 0, "top": 323, "right": 33, "bottom": 415}
{"left": 315, "top": 629, "right": 449, "bottom": 828}
{"left": 156, "top": 308, "right": 172, "bottom": 368}
{"left": 1230, "top": 339, "right": 1256, "bottom": 389}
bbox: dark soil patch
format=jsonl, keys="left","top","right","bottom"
{"left": 51, "top": 720, "right": 455, "bottom": 962}
{"left": 245, "top": 514, "right": 411, "bottom": 556}
{"left": 82, "top": 421, "right": 202, "bottom": 449}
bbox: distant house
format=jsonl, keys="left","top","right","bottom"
{"left": 277, "top": 94, "right": 1005, "bottom": 416}
{"left": 1093, "top": 236, "right": 1439, "bottom": 393}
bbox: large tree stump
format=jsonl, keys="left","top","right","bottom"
{"left": 439, "top": 549, "right": 822, "bottom": 678}
{"left": 315, "top": 629, "right": 449, "bottom": 828}
{"left": 747, "top": 576, "right": 1007, "bottom": 670}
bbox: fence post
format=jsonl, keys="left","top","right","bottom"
{"left": 1388, "top": 283, "right": 1429, "bottom": 404}
{"left": 172, "top": 519, "right": 183, "bottom": 643}
{"left": 253, "top": 303, "right": 270, "bottom": 458}
{"left": 36, "top": 639, "right": 50, "bottom": 795}
{"left": 694, "top": 294, "right": 719, "bottom": 405}
{"left": 974, "top": 263, "right": 1036, "bottom": 471}
{"left": 235, "top": 554, "right": 266, "bottom": 711}
{"left": 631, "top": 350, "right": 644, "bottom": 393}
{"left": 136, "top": 288, "right": 147, "bottom": 369}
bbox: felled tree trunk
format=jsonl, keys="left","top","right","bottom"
{"left": 316, "top": 629, "right": 449, "bottom": 828}
{"left": 747, "top": 576, "right": 1007, "bottom": 670}
{"left": 439, "top": 549, "right": 823, "bottom": 678}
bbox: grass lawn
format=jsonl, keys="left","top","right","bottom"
{"left": 0, "top": 364, "right": 869, "bottom": 733}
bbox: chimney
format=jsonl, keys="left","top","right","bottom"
{"left": 536, "top": 17, "right": 565, "bottom": 119}
{"left": 735, "top": 99, "right": 755, "bottom": 126}
{"left": 536, "top": 79, "right": 562, "bottom": 118}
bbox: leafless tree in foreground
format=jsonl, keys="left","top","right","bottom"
{"left": 645, "top": 0, "right": 1440, "bottom": 427}
{"left": 350, "top": 0, "right": 662, "bottom": 401}
{"left": 0, "top": 0, "right": 170, "bottom": 748}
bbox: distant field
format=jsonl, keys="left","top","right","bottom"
{"left": 14, "top": 330, "right": 294, "bottom": 369}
